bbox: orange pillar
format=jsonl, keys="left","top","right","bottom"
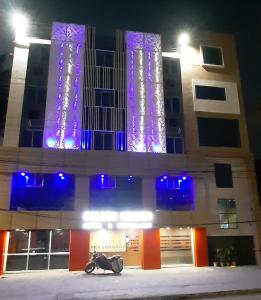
{"left": 192, "top": 227, "right": 209, "bottom": 267}
{"left": 140, "top": 228, "right": 161, "bottom": 269}
{"left": 0, "top": 231, "right": 7, "bottom": 275}
{"left": 69, "top": 230, "right": 90, "bottom": 271}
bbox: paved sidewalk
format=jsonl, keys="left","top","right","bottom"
{"left": 0, "top": 266, "right": 261, "bottom": 299}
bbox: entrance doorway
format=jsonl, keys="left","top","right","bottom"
{"left": 160, "top": 227, "right": 193, "bottom": 266}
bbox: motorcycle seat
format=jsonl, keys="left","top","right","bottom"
{"left": 108, "top": 255, "right": 121, "bottom": 260}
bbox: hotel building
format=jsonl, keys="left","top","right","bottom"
{"left": 0, "top": 22, "right": 260, "bottom": 273}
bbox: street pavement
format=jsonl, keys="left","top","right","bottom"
{"left": 0, "top": 266, "right": 261, "bottom": 299}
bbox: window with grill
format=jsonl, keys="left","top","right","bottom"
{"left": 95, "top": 89, "right": 114, "bottom": 107}
{"left": 218, "top": 199, "right": 237, "bottom": 229}
{"left": 96, "top": 50, "right": 114, "bottom": 67}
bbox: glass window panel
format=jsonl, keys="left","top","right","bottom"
{"left": 28, "top": 254, "right": 48, "bottom": 270}
{"left": 202, "top": 46, "right": 223, "bottom": 66}
{"left": 106, "top": 52, "right": 114, "bottom": 67}
{"left": 106, "top": 110, "right": 112, "bottom": 131}
{"left": 104, "top": 133, "right": 113, "bottom": 150}
{"left": 218, "top": 199, "right": 227, "bottom": 212}
{"left": 214, "top": 163, "right": 233, "bottom": 188}
{"left": 29, "top": 230, "right": 50, "bottom": 253}
{"left": 20, "top": 130, "right": 33, "bottom": 147}
{"left": 166, "top": 118, "right": 178, "bottom": 128}
{"left": 227, "top": 199, "right": 236, "bottom": 210}
{"left": 174, "top": 138, "right": 183, "bottom": 154}
{"left": 95, "top": 90, "right": 102, "bottom": 106}
{"left": 228, "top": 214, "right": 238, "bottom": 228}
{"left": 6, "top": 255, "right": 27, "bottom": 271}
{"left": 51, "top": 230, "right": 69, "bottom": 252}
{"left": 166, "top": 138, "right": 174, "bottom": 153}
{"left": 219, "top": 213, "right": 229, "bottom": 228}
{"left": 33, "top": 131, "right": 43, "bottom": 147}
{"left": 102, "top": 91, "right": 113, "bottom": 107}
{"left": 8, "top": 231, "right": 29, "bottom": 253}
{"left": 94, "top": 132, "right": 103, "bottom": 150}
{"left": 195, "top": 85, "right": 226, "bottom": 101}
{"left": 49, "top": 255, "right": 69, "bottom": 269}
{"left": 219, "top": 214, "right": 229, "bottom": 228}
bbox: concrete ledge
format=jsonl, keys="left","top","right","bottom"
{"left": 57, "top": 288, "right": 261, "bottom": 300}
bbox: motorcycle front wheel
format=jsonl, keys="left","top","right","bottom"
{"left": 85, "top": 262, "right": 95, "bottom": 274}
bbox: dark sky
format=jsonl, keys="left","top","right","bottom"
{"left": 0, "top": 0, "right": 261, "bottom": 158}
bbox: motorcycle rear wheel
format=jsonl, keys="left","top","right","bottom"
{"left": 111, "top": 261, "right": 123, "bottom": 273}
{"left": 85, "top": 262, "right": 95, "bottom": 274}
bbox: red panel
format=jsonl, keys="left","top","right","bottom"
{"left": 0, "top": 231, "right": 7, "bottom": 275}
{"left": 193, "top": 227, "right": 209, "bottom": 267}
{"left": 69, "top": 230, "right": 90, "bottom": 271}
{"left": 141, "top": 228, "right": 161, "bottom": 270}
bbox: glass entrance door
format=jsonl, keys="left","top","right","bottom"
{"left": 160, "top": 227, "right": 193, "bottom": 266}
{"left": 5, "top": 230, "right": 69, "bottom": 272}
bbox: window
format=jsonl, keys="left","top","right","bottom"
{"left": 163, "top": 59, "right": 178, "bottom": 75}
{"left": 195, "top": 85, "right": 226, "bottom": 101}
{"left": 10, "top": 173, "right": 75, "bottom": 211}
{"left": 156, "top": 176, "right": 193, "bottom": 211}
{"left": 95, "top": 89, "right": 114, "bottom": 107}
{"left": 197, "top": 117, "right": 241, "bottom": 147}
{"left": 26, "top": 174, "right": 44, "bottom": 188}
{"left": 20, "top": 129, "right": 43, "bottom": 148}
{"left": 96, "top": 50, "right": 114, "bottom": 67}
{"left": 166, "top": 137, "right": 184, "bottom": 154}
{"left": 94, "top": 131, "right": 114, "bottom": 150}
{"left": 218, "top": 199, "right": 237, "bottom": 229}
{"left": 201, "top": 46, "right": 223, "bottom": 66}
{"left": 5, "top": 230, "right": 69, "bottom": 271}
{"left": 165, "top": 98, "right": 180, "bottom": 113}
{"left": 90, "top": 176, "right": 142, "bottom": 209}
{"left": 166, "top": 118, "right": 178, "bottom": 128}
{"left": 92, "top": 174, "right": 116, "bottom": 189}
{"left": 215, "top": 163, "right": 233, "bottom": 188}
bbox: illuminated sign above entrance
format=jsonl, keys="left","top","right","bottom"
{"left": 82, "top": 210, "right": 153, "bottom": 230}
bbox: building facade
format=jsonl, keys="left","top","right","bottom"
{"left": 0, "top": 22, "right": 260, "bottom": 274}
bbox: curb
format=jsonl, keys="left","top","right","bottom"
{"left": 113, "top": 288, "right": 261, "bottom": 300}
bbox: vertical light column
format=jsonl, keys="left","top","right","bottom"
{"left": 126, "top": 31, "right": 166, "bottom": 153}
{"left": 3, "top": 46, "right": 29, "bottom": 147}
{"left": 43, "top": 22, "right": 85, "bottom": 149}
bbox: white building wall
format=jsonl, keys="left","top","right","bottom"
{"left": 4, "top": 46, "right": 29, "bottom": 147}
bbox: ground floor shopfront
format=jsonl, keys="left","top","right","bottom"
{"left": 0, "top": 227, "right": 209, "bottom": 274}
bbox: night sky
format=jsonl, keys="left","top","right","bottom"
{"left": 0, "top": 0, "right": 261, "bottom": 158}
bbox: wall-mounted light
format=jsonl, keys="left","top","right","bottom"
{"left": 178, "top": 32, "right": 190, "bottom": 46}
{"left": 11, "top": 12, "right": 29, "bottom": 45}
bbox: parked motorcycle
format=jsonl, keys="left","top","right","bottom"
{"left": 85, "top": 251, "right": 123, "bottom": 274}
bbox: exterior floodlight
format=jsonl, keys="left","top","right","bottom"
{"left": 11, "top": 13, "right": 29, "bottom": 45}
{"left": 178, "top": 32, "right": 190, "bottom": 46}
{"left": 20, "top": 172, "right": 26, "bottom": 176}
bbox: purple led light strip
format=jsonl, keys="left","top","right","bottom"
{"left": 126, "top": 31, "right": 166, "bottom": 153}
{"left": 43, "top": 22, "right": 85, "bottom": 149}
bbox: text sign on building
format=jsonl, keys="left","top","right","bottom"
{"left": 82, "top": 210, "right": 153, "bottom": 230}
{"left": 90, "top": 230, "right": 126, "bottom": 252}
